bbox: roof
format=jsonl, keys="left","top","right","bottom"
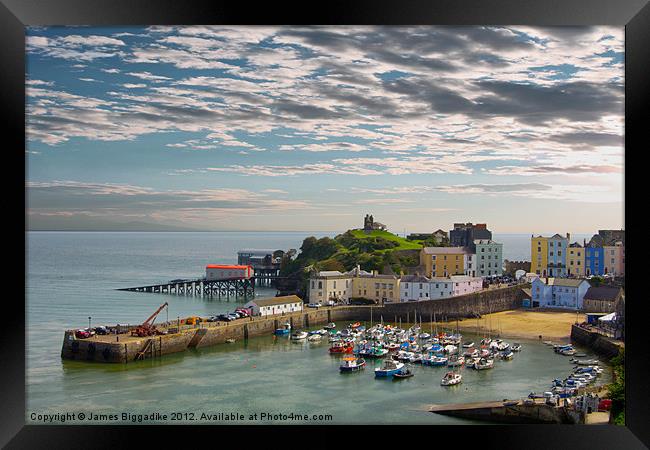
{"left": 237, "top": 249, "right": 277, "bottom": 254}
{"left": 206, "top": 264, "right": 251, "bottom": 270}
{"left": 422, "top": 246, "right": 471, "bottom": 255}
{"left": 449, "top": 275, "right": 481, "bottom": 282}
{"left": 401, "top": 274, "right": 431, "bottom": 283}
{"left": 473, "top": 239, "right": 502, "bottom": 245}
{"left": 583, "top": 286, "right": 623, "bottom": 302}
{"left": 246, "top": 295, "right": 302, "bottom": 307}
{"left": 533, "top": 277, "right": 587, "bottom": 287}
{"left": 598, "top": 312, "right": 617, "bottom": 322}
{"left": 433, "top": 229, "right": 448, "bottom": 235}
{"left": 318, "top": 271, "right": 344, "bottom": 277}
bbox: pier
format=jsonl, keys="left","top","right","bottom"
{"left": 117, "top": 277, "right": 255, "bottom": 298}
{"left": 429, "top": 398, "right": 580, "bottom": 424}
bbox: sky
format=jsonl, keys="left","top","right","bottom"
{"left": 25, "top": 26, "right": 624, "bottom": 233}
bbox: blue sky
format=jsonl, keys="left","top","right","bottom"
{"left": 26, "top": 26, "right": 624, "bottom": 233}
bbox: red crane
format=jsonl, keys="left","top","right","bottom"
{"left": 131, "top": 302, "right": 169, "bottom": 337}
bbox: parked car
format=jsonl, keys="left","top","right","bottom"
{"left": 75, "top": 329, "right": 91, "bottom": 339}
{"left": 217, "top": 314, "right": 231, "bottom": 321}
{"left": 227, "top": 313, "right": 240, "bottom": 320}
{"left": 206, "top": 316, "right": 218, "bottom": 322}
{"left": 326, "top": 300, "right": 335, "bottom": 306}
{"left": 307, "top": 303, "right": 321, "bottom": 308}
{"left": 94, "top": 326, "right": 109, "bottom": 335}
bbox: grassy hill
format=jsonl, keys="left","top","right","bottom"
{"left": 347, "top": 229, "right": 424, "bottom": 251}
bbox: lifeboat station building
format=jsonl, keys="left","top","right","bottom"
{"left": 244, "top": 295, "right": 303, "bottom": 317}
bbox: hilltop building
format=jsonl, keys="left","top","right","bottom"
{"left": 363, "top": 214, "right": 386, "bottom": 231}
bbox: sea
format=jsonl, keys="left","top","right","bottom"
{"left": 26, "top": 231, "right": 603, "bottom": 425}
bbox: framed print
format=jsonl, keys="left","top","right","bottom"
{"left": 3, "top": 0, "right": 648, "bottom": 447}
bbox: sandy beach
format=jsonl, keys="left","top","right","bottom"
{"left": 411, "top": 309, "right": 578, "bottom": 342}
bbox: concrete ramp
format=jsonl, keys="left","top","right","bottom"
{"left": 187, "top": 328, "right": 208, "bottom": 348}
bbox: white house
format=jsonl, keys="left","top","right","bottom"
{"left": 474, "top": 239, "right": 503, "bottom": 277}
{"left": 244, "top": 295, "right": 303, "bottom": 317}
{"left": 449, "top": 275, "right": 484, "bottom": 296}
{"left": 531, "top": 278, "right": 591, "bottom": 310}
{"left": 400, "top": 275, "right": 432, "bottom": 302}
{"left": 400, "top": 275, "right": 483, "bottom": 302}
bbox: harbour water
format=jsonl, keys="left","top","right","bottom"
{"left": 26, "top": 231, "right": 606, "bottom": 424}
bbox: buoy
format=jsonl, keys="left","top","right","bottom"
{"left": 252, "top": 365, "right": 256, "bottom": 368}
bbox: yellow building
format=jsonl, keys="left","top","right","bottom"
{"left": 309, "top": 265, "right": 399, "bottom": 304}
{"left": 567, "top": 243, "right": 585, "bottom": 277}
{"left": 420, "top": 247, "right": 469, "bottom": 278}
{"left": 530, "top": 236, "right": 548, "bottom": 275}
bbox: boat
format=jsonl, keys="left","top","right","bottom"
{"left": 443, "top": 345, "right": 457, "bottom": 354}
{"left": 290, "top": 331, "right": 308, "bottom": 340}
{"left": 511, "top": 343, "right": 522, "bottom": 352}
{"left": 324, "top": 322, "right": 336, "bottom": 330}
{"left": 418, "top": 333, "right": 431, "bottom": 340}
{"left": 497, "top": 342, "right": 510, "bottom": 352}
{"left": 350, "top": 322, "right": 361, "bottom": 329}
{"left": 307, "top": 334, "right": 322, "bottom": 341}
{"left": 274, "top": 323, "right": 291, "bottom": 335}
{"left": 463, "top": 348, "right": 478, "bottom": 358}
{"left": 503, "top": 400, "right": 519, "bottom": 406}
{"left": 441, "top": 371, "right": 462, "bottom": 386}
{"left": 225, "top": 338, "right": 235, "bottom": 343}
{"left": 329, "top": 341, "right": 353, "bottom": 354}
{"left": 462, "top": 342, "right": 475, "bottom": 348}
{"left": 473, "top": 358, "right": 494, "bottom": 370}
{"left": 429, "top": 355, "right": 448, "bottom": 366}
{"left": 393, "top": 368, "right": 414, "bottom": 379}
{"left": 560, "top": 348, "right": 576, "bottom": 356}
{"left": 408, "top": 353, "right": 423, "bottom": 364}
{"left": 571, "top": 358, "right": 600, "bottom": 366}
{"left": 447, "top": 355, "right": 465, "bottom": 367}
{"left": 500, "top": 350, "right": 514, "bottom": 360}
{"left": 543, "top": 341, "right": 555, "bottom": 346}
{"left": 374, "top": 359, "right": 405, "bottom": 377}
{"left": 339, "top": 356, "right": 366, "bottom": 373}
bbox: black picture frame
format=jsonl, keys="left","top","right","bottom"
{"left": 3, "top": 0, "right": 647, "bottom": 447}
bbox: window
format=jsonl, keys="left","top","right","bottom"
{"left": 419, "top": 283, "right": 423, "bottom": 289}
{"left": 481, "top": 248, "right": 485, "bottom": 252}
{"left": 404, "top": 283, "right": 408, "bottom": 288}
{"left": 333, "top": 281, "right": 336, "bottom": 289}
{"left": 318, "top": 281, "right": 322, "bottom": 289}
{"left": 550, "top": 251, "right": 554, "bottom": 256}
{"left": 311, "top": 281, "right": 315, "bottom": 289}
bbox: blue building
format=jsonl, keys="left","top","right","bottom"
{"left": 547, "top": 233, "right": 569, "bottom": 277}
{"left": 531, "top": 277, "right": 591, "bottom": 309}
{"left": 584, "top": 236, "right": 605, "bottom": 276}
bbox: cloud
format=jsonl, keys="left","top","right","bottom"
{"left": 436, "top": 182, "right": 621, "bottom": 202}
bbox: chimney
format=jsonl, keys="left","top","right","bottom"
{"left": 567, "top": 232, "right": 571, "bottom": 241}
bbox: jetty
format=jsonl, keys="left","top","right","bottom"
{"left": 117, "top": 277, "right": 255, "bottom": 298}
{"left": 429, "top": 398, "right": 582, "bottom": 424}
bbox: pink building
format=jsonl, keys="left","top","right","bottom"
{"left": 603, "top": 241, "right": 625, "bottom": 276}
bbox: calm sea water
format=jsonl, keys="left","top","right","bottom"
{"left": 26, "top": 231, "right": 606, "bottom": 425}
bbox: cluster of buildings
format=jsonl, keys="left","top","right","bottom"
{"left": 419, "top": 223, "right": 503, "bottom": 279}
{"left": 309, "top": 221, "right": 504, "bottom": 305}
{"left": 530, "top": 276, "right": 624, "bottom": 313}
{"left": 530, "top": 230, "right": 625, "bottom": 278}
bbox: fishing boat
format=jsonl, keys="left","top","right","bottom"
{"left": 463, "top": 348, "right": 478, "bottom": 358}
{"left": 443, "top": 344, "right": 457, "bottom": 354}
{"left": 560, "top": 348, "right": 576, "bottom": 356}
{"left": 511, "top": 343, "right": 522, "bottom": 352}
{"left": 329, "top": 341, "right": 353, "bottom": 354}
{"left": 441, "top": 371, "right": 462, "bottom": 386}
{"left": 462, "top": 342, "right": 475, "bottom": 348}
{"left": 324, "top": 322, "right": 336, "bottom": 330}
{"left": 274, "top": 323, "right": 291, "bottom": 335}
{"left": 500, "top": 350, "right": 514, "bottom": 360}
{"left": 571, "top": 358, "right": 599, "bottom": 366}
{"left": 291, "top": 331, "right": 308, "bottom": 340}
{"left": 393, "top": 368, "right": 414, "bottom": 379}
{"left": 497, "top": 342, "right": 510, "bottom": 352}
{"left": 429, "top": 355, "right": 448, "bottom": 366}
{"left": 408, "top": 353, "right": 423, "bottom": 364}
{"left": 479, "top": 348, "right": 490, "bottom": 358}
{"left": 447, "top": 355, "right": 465, "bottom": 367}
{"left": 374, "top": 359, "right": 405, "bottom": 377}
{"left": 307, "top": 333, "right": 322, "bottom": 342}
{"left": 339, "top": 356, "right": 366, "bottom": 373}
{"left": 473, "top": 358, "right": 494, "bottom": 370}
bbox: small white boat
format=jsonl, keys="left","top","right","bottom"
{"left": 511, "top": 343, "right": 522, "bottom": 352}
{"left": 374, "top": 359, "right": 405, "bottom": 377}
{"left": 307, "top": 334, "right": 322, "bottom": 341}
{"left": 441, "top": 371, "right": 462, "bottom": 386}
{"left": 500, "top": 350, "right": 514, "bottom": 360}
{"left": 291, "top": 331, "right": 308, "bottom": 340}
{"left": 473, "top": 358, "right": 494, "bottom": 370}
{"left": 463, "top": 348, "right": 478, "bottom": 358}
{"left": 447, "top": 355, "right": 465, "bottom": 367}
{"left": 225, "top": 338, "right": 235, "bottom": 343}
{"left": 462, "top": 342, "right": 475, "bottom": 348}
{"left": 419, "top": 333, "right": 431, "bottom": 340}
{"left": 339, "top": 356, "right": 366, "bottom": 373}
{"left": 325, "top": 323, "right": 336, "bottom": 330}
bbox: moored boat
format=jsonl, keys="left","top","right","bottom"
{"left": 324, "top": 322, "right": 336, "bottom": 330}
{"left": 374, "top": 359, "right": 405, "bottom": 377}
{"left": 339, "top": 356, "right": 366, "bottom": 372}
{"left": 473, "top": 357, "right": 494, "bottom": 370}
{"left": 291, "top": 331, "right": 308, "bottom": 340}
{"left": 274, "top": 323, "right": 291, "bottom": 335}
{"left": 441, "top": 371, "right": 462, "bottom": 386}
{"left": 511, "top": 343, "right": 522, "bottom": 352}
{"left": 329, "top": 341, "right": 354, "bottom": 354}
{"left": 393, "top": 368, "right": 414, "bottom": 379}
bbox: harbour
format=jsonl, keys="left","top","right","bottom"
{"left": 28, "top": 231, "right": 615, "bottom": 425}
